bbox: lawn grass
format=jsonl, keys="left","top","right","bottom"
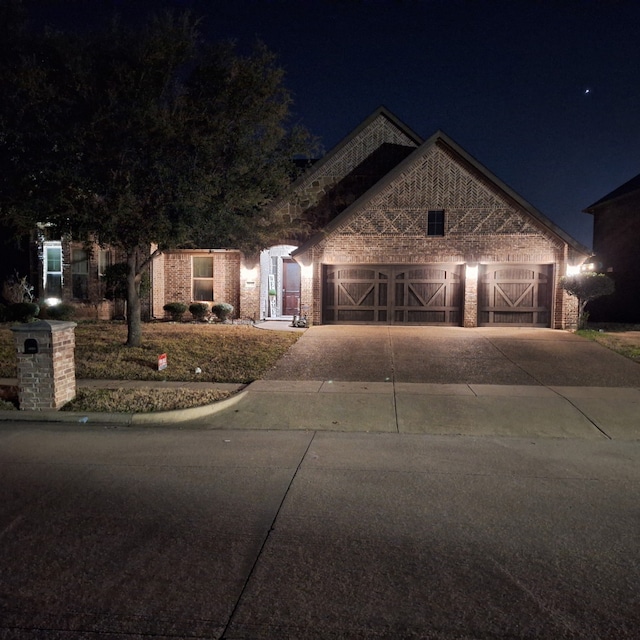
{"left": 577, "top": 327, "right": 640, "bottom": 363}
{"left": 60, "top": 387, "right": 233, "bottom": 413}
{"left": 0, "top": 321, "right": 300, "bottom": 382}
{"left": 0, "top": 321, "right": 300, "bottom": 412}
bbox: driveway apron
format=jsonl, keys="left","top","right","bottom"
{"left": 263, "top": 325, "right": 640, "bottom": 387}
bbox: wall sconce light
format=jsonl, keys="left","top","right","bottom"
{"left": 465, "top": 263, "right": 478, "bottom": 279}
{"left": 579, "top": 256, "right": 603, "bottom": 273}
{"left": 241, "top": 264, "right": 258, "bottom": 281}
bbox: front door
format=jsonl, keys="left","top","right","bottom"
{"left": 282, "top": 259, "right": 301, "bottom": 316}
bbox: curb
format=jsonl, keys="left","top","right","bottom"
{"left": 0, "top": 388, "right": 249, "bottom": 426}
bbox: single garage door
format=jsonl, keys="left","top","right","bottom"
{"left": 478, "top": 264, "right": 552, "bottom": 327}
{"left": 323, "top": 264, "right": 463, "bottom": 324}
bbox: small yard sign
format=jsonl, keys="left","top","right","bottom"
{"left": 157, "top": 353, "right": 167, "bottom": 371}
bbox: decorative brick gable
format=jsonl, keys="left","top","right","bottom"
{"left": 279, "top": 113, "right": 420, "bottom": 224}
{"left": 337, "top": 145, "right": 548, "bottom": 241}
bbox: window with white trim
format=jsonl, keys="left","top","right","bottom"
{"left": 192, "top": 256, "right": 214, "bottom": 301}
{"left": 43, "top": 241, "right": 63, "bottom": 299}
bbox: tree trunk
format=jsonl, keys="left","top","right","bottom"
{"left": 577, "top": 299, "right": 588, "bottom": 330}
{"left": 126, "top": 250, "right": 142, "bottom": 347}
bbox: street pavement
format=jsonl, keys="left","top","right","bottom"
{"left": 1, "top": 325, "right": 640, "bottom": 638}
{"left": 1, "top": 426, "right": 639, "bottom": 639}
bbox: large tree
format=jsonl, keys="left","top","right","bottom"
{"left": 0, "top": 5, "right": 315, "bottom": 345}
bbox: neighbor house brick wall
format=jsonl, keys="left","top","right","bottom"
{"left": 160, "top": 250, "right": 241, "bottom": 318}
{"left": 11, "top": 320, "right": 77, "bottom": 410}
{"left": 151, "top": 251, "right": 166, "bottom": 318}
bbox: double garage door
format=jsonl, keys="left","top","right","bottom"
{"left": 323, "top": 264, "right": 552, "bottom": 326}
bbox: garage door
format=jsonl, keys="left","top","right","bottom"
{"left": 478, "top": 264, "right": 552, "bottom": 327}
{"left": 323, "top": 265, "right": 463, "bottom": 324}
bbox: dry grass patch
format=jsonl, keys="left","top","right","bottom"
{"left": 0, "top": 328, "right": 15, "bottom": 378}
{"left": 61, "top": 387, "right": 232, "bottom": 413}
{"left": 578, "top": 329, "right": 640, "bottom": 363}
{"left": 0, "top": 398, "right": 16, "bottom": 411}
{"left": 0, "top": 322, "right": 300, "bottom": 382}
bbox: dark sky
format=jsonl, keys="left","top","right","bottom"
{"left": 30, "top": 0, "right": 640, "bottom": 248}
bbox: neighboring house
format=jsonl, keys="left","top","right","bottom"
{"left": 583, "top": 173, "right": 640, "bottom": 323}
{"left": 29, "top": 107, "right": 590, "bottom": 328}
{"left": 30, "top": 232, "right": 122, "bottom": 319}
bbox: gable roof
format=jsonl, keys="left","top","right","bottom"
{"left": 293, "top": 129, "right": 590, "bottom": 257}
{"left": 280, "top": 106, "right": 422, "bottom": 200}
{"left": 584, "top": 172, "right": 640, "bottom": 213}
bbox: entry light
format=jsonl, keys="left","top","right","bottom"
{"left": 45, "top": 297, "right": 62, "bottom": 306}
{"left": 580, "top": 256, "right": 603, "bottom": 273}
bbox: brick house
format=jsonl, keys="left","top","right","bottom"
{"left": 33, "top": 233, "right": 122, "bottom": 320}
{"left": 32, "top": 107, "right": 589, "bottom": 328}
{"left": 583, "top": 173, "right": 640, "bottom": 322}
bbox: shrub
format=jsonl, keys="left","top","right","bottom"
{"left": 189, "top": 302, "right": 210, "bottom": 321}
{"left": 163, "top": 302, "right": 188, "bottom": 322}
{"left": 41, "top": 303, "right": 76, "bottom": 321}
{"left": 7, "top": 302, "right": 40, "bottom": 322}
{"left": 561, "top": 273, "right": 615, "bottom": 330}
{"left": 212, "top": 302, "right": 234, "bottom": 322}
{"left": 2, "top": 273, "right": 34, "bottom": 304}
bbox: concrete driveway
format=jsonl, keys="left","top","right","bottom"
{"left": 264, "top": 325, "right": 640, "bottom": 387}
{"left": 185, "top": 325, "right": 640, "bottom": 439}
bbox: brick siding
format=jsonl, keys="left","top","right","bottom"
{"left": 11, "top": 321, "right": 77, "bottom": 410}
{"left": 158, "top": 250, "right": 241, "bottom": 319}
{"left": 296, "top": 141, "right": 588, "bottom": 327}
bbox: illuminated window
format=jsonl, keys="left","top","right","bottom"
{"left": 193, "top": 256, "right": 214, "bottom": 301}
{"left": 43, "top": 242, "right": 63, "bottom": 299}
{"left": 427, "top": 210, "right": 445, "bottom": 236}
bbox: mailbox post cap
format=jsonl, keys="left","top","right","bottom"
{"left": 10, "top": 320, "right": 77, "bottom": 333}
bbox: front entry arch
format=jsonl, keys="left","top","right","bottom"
{"left": 260, "top": 245, "right": 300, "bottom": 319}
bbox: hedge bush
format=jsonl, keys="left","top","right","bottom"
{"left": 212, "top": 302, "right": 234, "bottom": 322}
{"left": 7, "top": 302, "right": 40, "bottom": 322}
{"left": 189, "top": 302, "right": 210, "bottom": 321}
{"left": 40, "top": 303, "right": 76, "bottom": 321}
{"left": 163, "top": 302, "right": 188, "bottom": 322}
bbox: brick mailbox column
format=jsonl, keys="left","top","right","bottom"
{"left": 11, "top": 320, "right": 77, "bottom": 411}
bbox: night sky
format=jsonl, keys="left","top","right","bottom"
{"left": 29, "top": 0, "right": 640, "bottom": 249}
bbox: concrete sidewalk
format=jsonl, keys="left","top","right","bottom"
{"left": 185, "top": 379, "right": 640, "bottom": 440}
{"left": 1, "top": 377, "right": 639, "bottom": 439}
